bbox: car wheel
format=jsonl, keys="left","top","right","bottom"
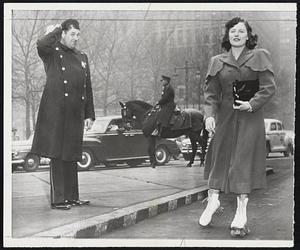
{"left": 127, "top": 160, "right": 145, "bottom": 167}
{"left": 266, "top": 143, "right": 270, "bottom": 158}
{"left": 23, "top": 154, "right": 40, "bottom": 172}
{"left": 284, "top": 144, "right": 292, "bottom": 157}
{"left": 182, "top": 153, "right": 191, "bottom": 161}
{"left": 77, "top": 149, "right": 95, "bottom": 171}
{"left": 155, "top": 146, "right": 170, "bottom": 165}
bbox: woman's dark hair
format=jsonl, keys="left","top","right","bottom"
{"left": 221, "top": 17, "right": 257, "bottom": 51}
{"left": 61, "top": 19, "right": 80, "bottom": 31}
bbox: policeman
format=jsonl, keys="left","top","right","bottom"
{"left": 153, "top": 75, "right": 175, "bottom": 137}
{"left": 31, "top": 19, "right": 95, "bottom": 210}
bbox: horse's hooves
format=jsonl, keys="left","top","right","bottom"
{"left": 186, "top": 164, "right": 192, "bottom": 168}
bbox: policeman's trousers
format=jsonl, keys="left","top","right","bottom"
{"left": 50, "top": 159, "right": 79, "bottom": 204}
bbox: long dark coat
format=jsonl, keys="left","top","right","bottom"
{"left": 31, "top": 27, "right": 95, "bottom": 162}
{"left": 157, "top": 84, "right": 175, "bottom": 127}
{"left": 203, "top": 47, "right": 276, "bottom": 194}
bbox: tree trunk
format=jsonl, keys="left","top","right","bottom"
{"left": 25, "top": 100, "right": 31, "bottom": 139}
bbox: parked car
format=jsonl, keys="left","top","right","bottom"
{"left": 177, "top": 118, "right": 293, "bottom": 160}
{"left": 12, "top": 134, "right": 50, "bottom": 172}
{"left": 265, "top": 118, "right": 294, "bottom": 157}
{"left": 77, "top": 115, "right": 181, "bottom": 170}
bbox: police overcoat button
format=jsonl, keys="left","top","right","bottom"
{"left": 60, "top": 55, "right": 63, "bottom": 58}
{"left": 84, "top": 85, "right": 86, "bottom": 88}
{"left": 81, "top": 61, "right": 86, "bottom": 68}
{"left": 82, "top": 96, "right": 85, "bottom": 100}
{"left": 55, "top": 47, "right": 59, "bottom": 50}
{"left": 64, "top": 80, "right": 67, "bottom": 84}
{"left": 65, "top": 93, "right": 68, "bottom": 97}
{"left": 62, "top": 67, "right": 65, "bottom": 71}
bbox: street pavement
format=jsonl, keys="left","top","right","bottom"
{"left": 101, "top": 156, "right": 293, "bottom": 243}
{"left": 10, "top": 154, "right": 293, "bottom": 245}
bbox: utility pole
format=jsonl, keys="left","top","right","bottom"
{"left": 174, "top": 61, "right": 200, "bottom": 108}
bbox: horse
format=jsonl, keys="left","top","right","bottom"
{"left": 119, "top": 100, "right": 209, "bottom": 168}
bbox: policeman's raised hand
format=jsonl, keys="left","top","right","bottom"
{"left": 233, "top": 100, "right": 252, "bottom": 112}
{"left": 45, "top": 24, "right": 61, "bottom": 35}
{"left": 85, "top": 118, "right": 94, "bottom": 131}
{"left": 205, "top": 117, "right": 215, "bottom": 134}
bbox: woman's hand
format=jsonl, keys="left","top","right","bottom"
{"left": 233, "top": 100, "right": 253, "bottom": 112}
{"left": 85, "top": 118, "right": 94, "bottom": 131}
{"left": 205, "top": 117, "right": 215, "bottom": 133}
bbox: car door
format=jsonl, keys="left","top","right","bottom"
{"left": 276, "top": 122, "right": 286, "bottom": 151}
{"left": 121, "top": 129, "right": 149, "bottom": 158}
{"left": 268, "top": 122, "right": 281, "bottom": 151}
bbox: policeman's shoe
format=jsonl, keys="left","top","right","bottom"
{"left": 68, "top": 199, "right": 90, "bottom": 206}
{"left": 51, "top": 203, "right": 72, "bottom": 210}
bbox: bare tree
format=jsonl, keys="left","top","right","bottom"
{"left": 12, "top": 10, "right": 46, "bottom": 138}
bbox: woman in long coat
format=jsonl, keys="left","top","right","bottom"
{"left": 198, "top": 17, "right": 276, "bottom": 237}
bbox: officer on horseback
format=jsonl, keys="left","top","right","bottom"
{"left": 152, "top": 75, "right": 175, "bottom": 137}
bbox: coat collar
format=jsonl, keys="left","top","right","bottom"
{"left": 58, "top": 41, "right": 79, "bottom": 54}
{"left": 218, "top": 47, "right": 254, "bottom": 68}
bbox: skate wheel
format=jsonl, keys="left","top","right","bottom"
{"left": 230, "top": 227, "right": 249, "bottom": 238}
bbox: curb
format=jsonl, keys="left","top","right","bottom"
{"left": 33, "top": 186, "right": 208, "bottom": 238}
{"left": 32, "top": 167, "right": 274, "bottom": 238}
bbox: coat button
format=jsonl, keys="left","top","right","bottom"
{"left": 55, "top": 47, "right": 59, "bottom": 50}
{"left": 62, "top": 67, "right": 65, "bottom": 71}
{"left": 64, "top": 80, "right": 67, "bottom": 84}
{"left": 65, "top": 93, "right": 68, "bottom": 97}
{"left": 84, "top": 85, "right": 86, "bottom": 88}
{"left": 60, "top": 55, "right": 63, "bottom": 58}
{"left": 82, "top": 96, "right": 85, "bottom": 100}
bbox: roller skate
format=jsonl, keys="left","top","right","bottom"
{"left": 230, "top": 196, "right": 250, "bottom": 238}
{"left": 198, "top": 192, "right": 223, "bottom": 227}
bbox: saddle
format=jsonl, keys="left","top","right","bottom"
{"left": 169, "top": 106, "right": 192, "bottom": 130}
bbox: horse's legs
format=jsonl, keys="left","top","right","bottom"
{"left": 199, "top": 129, "right": 209, "bottom": 165}
{"left": 186, "top": 136, "right": 198, "bottom": 167}
{"left": 147, "top": 136, "right": 157, "bottom": 167}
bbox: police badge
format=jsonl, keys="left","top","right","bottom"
{"left": 81, "top": 61, "right": 86, "bottom": 68}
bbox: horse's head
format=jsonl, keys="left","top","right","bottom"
{"left": 119, "top": 100, "right": 153, "bottom": 129}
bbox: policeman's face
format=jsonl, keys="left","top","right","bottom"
{"left": 228, "top": 22, "right": 248, "bottom": 48}
{"left": 161, "top": 79, "right": 169, "bottom": 87}
{"left": 61, "top": 26, "right": 80, "bottom": 49}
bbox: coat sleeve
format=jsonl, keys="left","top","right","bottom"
{"left": 203, "top": 56, "right": 223, "bottom": 119}
{"left": 158, "top": 85, "right": 174, "bottom": 105}
{"left": 36, "top": 27, "right": 62, "bottom": 61}
{"left": 247, "top": 49, "right": 276, "bottom": 112}
{"left": 84, "top": 54, "right": 95, "bottom": 120}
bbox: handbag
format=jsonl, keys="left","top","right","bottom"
{"left": 232, "top": 79, "right": 259, "bottom": 106}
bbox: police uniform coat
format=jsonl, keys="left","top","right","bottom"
{"left": 203, "top": 47, "right": 276, "bottom": 194}
{"left": 157, "top": 84, "right": 175, "bottom": 127}
{"left": 31, "top": 27, "right": 95, "bottom": 162}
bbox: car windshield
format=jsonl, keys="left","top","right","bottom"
{"left": 85, "top": 119, "right": 111, "bottom": 134}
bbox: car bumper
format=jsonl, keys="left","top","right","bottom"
{"left": 12, "top": 159, "right": 24, "bottom": 165}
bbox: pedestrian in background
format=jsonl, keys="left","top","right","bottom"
{"left": 31, "top": 19, "right": 95, "bottom": 210}
{"left": 199, "top": 17, "right": 276, "bottom": 237}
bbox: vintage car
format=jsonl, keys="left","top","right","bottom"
{"left": 77, "top": 115, "right": 181, "bottom": 170}
{"left": 265, "top": 118, "right": 294, "bottom": 157}
{"left": 12, "top": 134, "right": 50, "bottom": 172}
{"left": 178, "top": 118, "right": 293, "bottom": 160}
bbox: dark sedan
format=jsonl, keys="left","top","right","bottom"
{"left": 77, "top": 115, "right": 181, "bottom": 170}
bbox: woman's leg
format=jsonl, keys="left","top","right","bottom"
{"left": 199, "top": 188, "right": 221, "bottom": 226}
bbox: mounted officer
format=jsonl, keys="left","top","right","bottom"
{"left": 152, "top": 75, "right": 176, "bottom": 137}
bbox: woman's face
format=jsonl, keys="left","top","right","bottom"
{"left": 228, "top": 22, "right": 248, "bottom": 48}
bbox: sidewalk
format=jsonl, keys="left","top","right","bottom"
{"left": 12, "top": 161, "right": 274, "bottom": 238}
